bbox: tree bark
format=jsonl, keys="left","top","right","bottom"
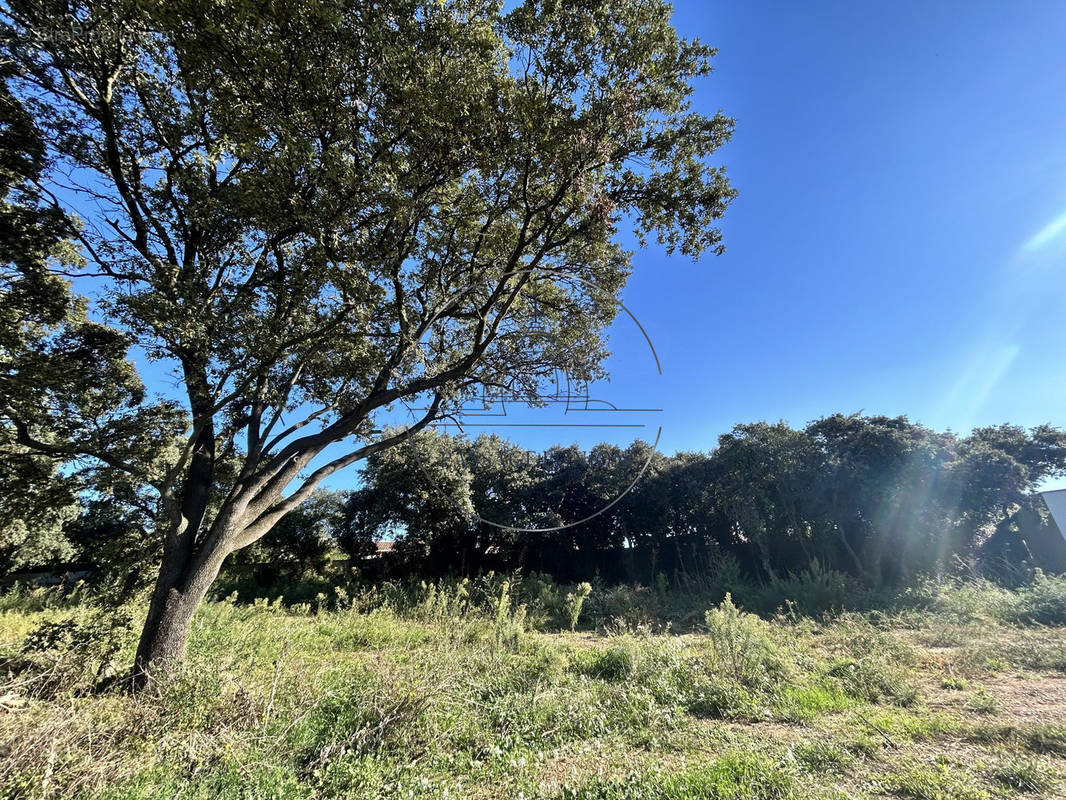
{"left": 131, "top": 531, "right": 231, "bottom": 686}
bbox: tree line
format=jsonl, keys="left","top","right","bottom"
{"left": 342, "top": 416, "right": 1066, "bottom": 586}
{"left": 7, "top": 414, "right": 1065, "bottom": 595}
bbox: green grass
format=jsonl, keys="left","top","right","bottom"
{"left": 1022, "top": 724, "right": 1066, "bottom": 757}
{"left": 550, "top": 754, "right": 801, "bottom": 799}
{"left": 874, "top": 758, "right": 993, "bottom": 800}
{"left": 2, "top": 576, "right": 1065, "bottom": 799}
{"left": 991, "top": 758, "right": 1059, "bottom": 794}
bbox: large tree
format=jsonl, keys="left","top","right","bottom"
{"left": 0, "top": 0, "right": 735, "bottom": 677}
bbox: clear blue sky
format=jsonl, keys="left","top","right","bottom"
{"left": 578, "top": 0, "right": 1066, "bottom": 489}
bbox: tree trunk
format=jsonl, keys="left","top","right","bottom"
{"left": 837, "top": 522, "right": 867, "bottom": 579}
{"left": 132, "top": 534, "right": 231, "bottom": 686}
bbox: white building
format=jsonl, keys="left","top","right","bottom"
{"left": 1041, "top": 488, "right": 1066, "bottom": 541}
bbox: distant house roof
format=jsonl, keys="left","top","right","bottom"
{"left": 374, "top": 540, "right": 395, "bottom": 553}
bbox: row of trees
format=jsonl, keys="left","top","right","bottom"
{"left": 343, "top": 416, "right": 1066, "bottom": 585}
{"left": 6, "top": 414, "right": 1065, "bottom": 594}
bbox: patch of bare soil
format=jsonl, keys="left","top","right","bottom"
{"left": 981, "top": 674, "right": 1066, "bottom": 725}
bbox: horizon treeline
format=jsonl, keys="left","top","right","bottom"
{"left": 340, "top": 414, "right": 1066, "bottom": 586}
{"left": 7, "top": 414, "right": 1066, "bottom": 593}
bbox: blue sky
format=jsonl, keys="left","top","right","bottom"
{"left": 568, "top": 0, "right": 1066, "bottom": 490}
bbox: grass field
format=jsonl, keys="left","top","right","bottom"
{"left": 2, "top": 576, "right": 1066, "bottom": 799}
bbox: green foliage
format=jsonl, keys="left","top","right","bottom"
{"left": 63, "top": 498, "right": 157, "bottom": 599}
{"left": 1020, "top": 724, "right": 1066, "bottom": 756}
{"left": 550, "top": 754, "right": 799, "bottom": 800}
{"left": 345, "top": 419, "right": 1066, "bottom": 594}
{"left": 817, "top": 614, "right": 919, "bottom": 706}
{"left": 826, "top": 657, "right": 918, "bottom": 706}
{"left": 940, "top": 676, "right": 968, "bottom": 690}
{"left": 566, "top": 582, "right": 593, "bottom": 631}
{"left": 0, "top": 455, "right": 79, "bottom": 571}
{"left": 15, "top": 605, "right": 134, "bottom": 696}
{"left": 909, "top": 577, "right": 1021, "bottom": 624}
{"left": 289, "top": 668, "right": 432, "bottom": 769}
{"left": 792, "top": 739, "right": 855, "bottom": 773}
{"left": 854, "top": 708, "right": 959, "bottom": 743}
{"left": 1, "top": 0, "right": 738, "bottom": 673}
{"left": 573, "top": 644, "right": 635, "bottom": 682}
{"left": 1004, "top": 569, "right": 1066, "bottom": 625}
{"left": 763, "top": 560, "right": 856, "bottom": 616}
{"left": 232, "top": 490, "right": 347, "bottom": 580}
{"left": 704, "top": 594, "right": 786, "bottom": 690}
{"left": 875, "top": 759, "right": 992, "bottom": 800}
{"left": 1, "top": 577, "right": 1063, "bottom": 799}
{"left": 965, "top": 689, "right": 1001, "bottom": 716}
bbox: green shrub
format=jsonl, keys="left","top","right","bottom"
{"left": 908, "top": 571, "right": 1066, "bottom": 627}
{"left": 583, "top": 582, "right": 660, "bottom": 630}
{"left": 574, "top": 644, "right": 635, "bottom": 682}
{"left": 704, "top": 594, "right": 787, "bottom": 690}
{"left": 762, "top": 560, "right": 857, "bottom": 616}
{"left": 1007, "top": 570, "right": 1066, "bottom": 625}
{"left": 566, "top": 582, "right": 593, "bottom": 631}
{"left": 907, "top": 577, "right": 1014, "bottom": 624}
{"left": 14, "top": 606, "right": 134, "bottom": 697}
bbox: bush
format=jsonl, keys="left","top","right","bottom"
{"left": 574, "top": 645, "right": 635, "bottom": 682}
{"left": 582, "top": 581, "right": 660, "bottom": 630}
{"left": 704, "top": 594, "right": 787, "bottom": 690}
{"left": 907, "top": 571, "right": 1066, "bottom": 626}
{"left": 566, "top": 582, "right": 593, "bottom": 631}
{"left": 1006, "top": 569, "right": 1066, "bottom": 625}
{"left": 11, "top": 606, "right": 134, "bottom": 697}
{"left": 762, "top": 560, "right": 857, "bottom": 616}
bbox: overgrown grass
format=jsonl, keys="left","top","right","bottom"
{"left": 904, "top": 569, "right": 1066, "bottom": 626}
{"left": 1, "top": 574, "right": 1065, "bottom": 799}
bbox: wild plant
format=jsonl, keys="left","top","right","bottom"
{"left": 566, "top": 582, "right": 593, "bottom": 631}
